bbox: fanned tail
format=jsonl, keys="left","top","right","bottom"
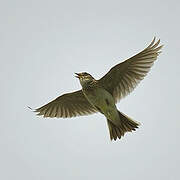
{"left": 107, "top": 111, "right": 140, "bottom": 141}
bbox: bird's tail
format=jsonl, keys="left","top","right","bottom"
{"left": 107, "top": 111, "right": 140, "bottom": 141}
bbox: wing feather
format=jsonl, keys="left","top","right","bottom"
{"left": 35, "top": 90, "right": 97, "bottom": 118}
{"left": 98, "top": 37, "right": 163, "bottom": 102}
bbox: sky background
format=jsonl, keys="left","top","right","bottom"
{"left": 0, "top": 0, "right": 180, "bottom": 179}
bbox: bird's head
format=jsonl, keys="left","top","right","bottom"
{"left": 75, "top": 72, "right": 95, "bottom": 87}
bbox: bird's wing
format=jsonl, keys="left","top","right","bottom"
{"left": 98, "top": 37, "right": 163, "bottom": 103}
{"left": 35, "top": 90, "right": 98, "bottom": 118}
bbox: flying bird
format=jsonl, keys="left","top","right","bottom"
{"left": 33, "top": 37, "right": 163, "bottom": 141}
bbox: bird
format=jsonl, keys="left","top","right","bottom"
{"left": 33, "top": 37, "right": 163, "bottom": 141}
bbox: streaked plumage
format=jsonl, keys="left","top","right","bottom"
{"left": 34, "top": 37, "right": 163, "bottom": 141}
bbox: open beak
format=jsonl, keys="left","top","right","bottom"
{"left": 75, "top": 73, "right": 81, "bottom": 78}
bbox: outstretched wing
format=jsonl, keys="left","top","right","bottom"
{"left": 35, "top": 90, "right": 98, "bottom": 118}
{"left": 98, "top": 37, "right": 163, "bottom": 103}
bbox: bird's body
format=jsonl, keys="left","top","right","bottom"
{"left": 82, "top": 81, "right": 120, "bottom": 126}
{"left": 33, "top": 37, "right": 163, "bottom": 141}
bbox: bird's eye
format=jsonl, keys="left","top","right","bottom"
{"left": 83, "top": 72, "right": 89, "bottom": 76}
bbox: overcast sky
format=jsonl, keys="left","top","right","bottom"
{"left": 0, "top": 0, "right": 180, "bottom": 180}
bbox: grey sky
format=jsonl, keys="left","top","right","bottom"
{"left": 0, "top": 0, "right": 180, "bottom": 179}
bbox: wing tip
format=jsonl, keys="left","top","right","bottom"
{"left": 151, "top": 36, "right": 163, "bottom": 47}
{"left": 27, "top": 106, "right": 36, "bottom": 112}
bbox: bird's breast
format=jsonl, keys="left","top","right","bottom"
{"left": 83, "top": 87, "right": 115, "bottom": 110}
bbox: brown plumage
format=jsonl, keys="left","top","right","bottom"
{"left": 33, "top": 37, "right": 163, "bottom": 141}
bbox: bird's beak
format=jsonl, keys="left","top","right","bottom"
{"left": 75, "top": 73, "right": 81, "bottom": 78}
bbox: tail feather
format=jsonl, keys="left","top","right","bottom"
{"left": 107, "top": 111, "right": 140, "bottom": 141}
